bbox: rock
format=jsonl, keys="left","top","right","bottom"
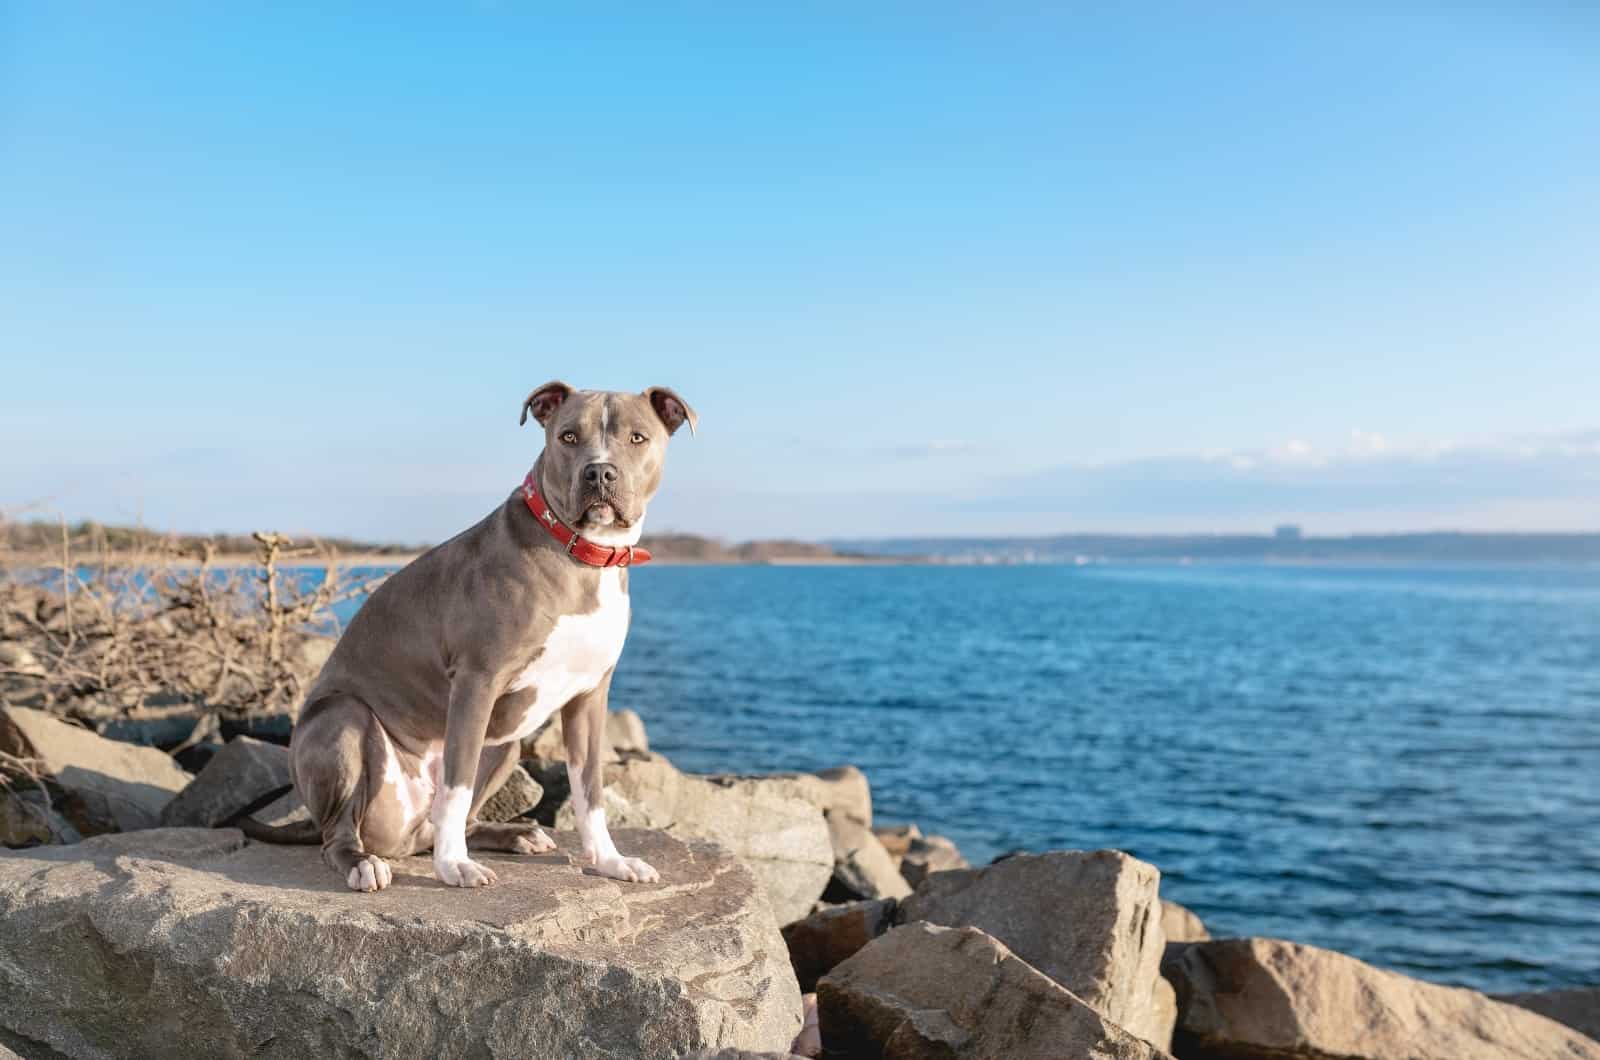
{"left": 0, "top": 706, "right": 190, "bottom": 835}
{"left": 158, "top": 736, "right": 291, "bottom": 828}
{"left": 0, "top": 790, "right": 81, "bottom": 847}
{"left": 97, "top": 705, "right": 207, "bottom": 750}
{"left": 526, "top": 757, "right": 571, "bottom": 822}
{"left": 796, "top": 765, "right": 872, "bottom": 829}
{"left": 872, "top": 822, "right": 921, "bottom": 864}
{"left": 607, "top": 708, "right": 650, "bottom": 754}
{"left": 476, "top": 764, "right": 544, "bottom": 823}
{"left": 0, "top": 826, "right": 802, "bottom": 1059}
{"left": 822, "top": 815, "right": 911, "bottom": 902}
{"left": 782, "top": 898, "right": 898, "bottom": 991}
{"left": 526, "top": 709, "right": 651, "bottom": 762}
{"left": 253, "top": 788, "right": 311, "bottom": 827}
{"left": 897, "top": 849, "right": 1165, "bottom": 1045}
{"left": 0, "top": 1026, "right": 68, "bottom": 1060}
{"left": 527, "top": 719, "right": 565, "bottom": 759}
{"left": 819, "top": 922, "right": 1174, "bottom": 1059}
{"left": 554, "top": 752, "right": 832, "bottom": 924}
{"left": 218, "top": 710, "right": 294, "bottom": 746}
{"left": 172, "top": 740, "right": 224, "bottom": 774}
{"left": 1169, "top": 938, "right": 1600, "bottom": 1060}
{"left": 1492, "top": 988, "right": 1600, "bottom": 1043}
{"left": 898, "top": 833, "right": 968, "bottom": 887}
{"left": 1161, "top": 898, "right": 1210, "bottom": 943}
{"left": 1149, "top": 975, "right": 1177, "bottom": 1052}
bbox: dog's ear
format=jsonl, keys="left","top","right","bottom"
{"left": 520, "top": 381, "right": 574, "bottom": 427}
{"left": 644, "top": 386, "right": 698, "bottom": 437}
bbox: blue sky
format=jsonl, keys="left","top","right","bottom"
{"left": 2, "top": 5, "right": 1596, "bottom": 542}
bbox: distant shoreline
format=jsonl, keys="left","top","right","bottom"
{"left": 0, "top": 549, "right": 924, "bottom": 570}
{"left": 7, "top": 524, "right": 1599, "bottom": 569}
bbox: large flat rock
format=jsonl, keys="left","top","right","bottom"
{"left": 0, "top": 827, "right": 802, "bottom": 1059}
{"left": 1169, "top": 938, "right": 1600, "bottom": 1060}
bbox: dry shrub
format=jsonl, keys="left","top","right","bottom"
{"left": 0, "top": 517, "right": 390, "bottom": 727}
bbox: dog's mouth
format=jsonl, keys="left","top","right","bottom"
{"left": 579, "top": 501, "right": 629, "bottom": 529}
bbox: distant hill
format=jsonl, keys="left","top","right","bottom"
{"left": 638, "top": 533, "right": 840, "bottom": 563}
{"left": 832, "top": 532, "right": 1600, "bottom": 564}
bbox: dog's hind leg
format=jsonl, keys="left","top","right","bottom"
{"left": 468, "top": 820, "right": 554, "bottom": 854}
{"left": 291, "top": 694, "right": 392, "bottom": 892}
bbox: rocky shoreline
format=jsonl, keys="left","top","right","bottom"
{"left": 2, "top": 703, "right": 1596, "bottom": 1058}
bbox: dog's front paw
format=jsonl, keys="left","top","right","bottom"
{"left": 591, "top": 854, "right": 660, "bottom": 884}
{"left": 434, "top": 856, "right": 498, "bottom": 888}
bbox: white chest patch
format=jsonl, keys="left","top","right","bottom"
{"left": 501, "top": 569, "right": 630, "bottom": 743}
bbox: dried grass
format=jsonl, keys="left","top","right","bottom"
{"left": 0, "top": 514, "right": 390, "bottom": 727}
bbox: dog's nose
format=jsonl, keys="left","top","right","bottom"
{"left": 584, "top": 462, "right": 619, "bottom": 486}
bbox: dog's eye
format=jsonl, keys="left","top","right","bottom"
{"left": 560, "top": 431, "right": 578, "bottom": 445}
{"left": 630, "top": 432, "right": 647, "bottom": 445}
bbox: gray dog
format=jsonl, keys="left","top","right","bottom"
{"left": 244, "top": 382, "right": 695, "bottom": 891}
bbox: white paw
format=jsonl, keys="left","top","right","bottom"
{"left": 591, "top": 854, "right": 660, "bottom": 883}
{"left": 346, "top": 856, "right": 392, "bottom": 893}
{"left": 513, "top": 827, "right": 557, "bottom": 854}
{"left": 434, "top": 856, "right": 498, "bottom": 888}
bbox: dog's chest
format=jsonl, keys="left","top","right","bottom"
{"left": 502, "top": 570, "right": 629, "bottom": 740}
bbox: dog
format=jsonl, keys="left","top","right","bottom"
{"left": 243, "top": 382, "right": 695, "bottom": 891}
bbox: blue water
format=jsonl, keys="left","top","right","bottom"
{"left": 608, "top": 563, "right": 1600, "bottom": 994}
{"left": 332, "top": 562, "right": 1600, "bottom": 992}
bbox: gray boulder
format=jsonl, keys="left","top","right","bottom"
{"left": 0, "top": 789, "right": 81, "bottom": 848}
{"left": 1169, "top": 938, "right": 1600, "bottom": 1060}
{"left": 476, "top": 763, "right": 543, "bottom": 823}
{"left": 898, "top": 833, "right": 968, "bottom": 887}
{"left": 252, "top": 787, "right": 311, "bottom": 828}
{"left": 782, "top": 898, "right": 898, "bottom": 991}
{"left": 824, "top": 814, "right": 911, "bottom": 903}
{"left": 819, "top": 922, "right": 1173, "bottom": 1059}
{"left": 159, "top": 735, "right": 290, "bottom": 827}
{"left": 1492, "top": 988, "right": 1600, "bottom": 1044}
{"left": 0, "top": 826, "right": 802, "bottom": 1059}
{"left": 555, "top": 752, "right": 832, "bottom": 924}
{"left": 0, "top": 706, "right": 189, "bottom": 834}
{"left": 898, "top": 849, "right": 1166, "bottom": 1045}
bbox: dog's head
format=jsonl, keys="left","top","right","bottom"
{"left": 521, "top": 382, "right": 697, "bottom": 542}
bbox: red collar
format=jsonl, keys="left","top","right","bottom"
{"left": 521, "top": 471, "right": 651, "bottom": 568}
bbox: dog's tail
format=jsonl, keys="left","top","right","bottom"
{"left": 228, "top": 785, "right": 320, "bottom": 845}
{"left": 236, "top": 815, "right": 320, "bottom": 844}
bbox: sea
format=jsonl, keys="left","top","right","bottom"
{"left": 348, "top": 562, "right": 1600, "bottom": 994}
